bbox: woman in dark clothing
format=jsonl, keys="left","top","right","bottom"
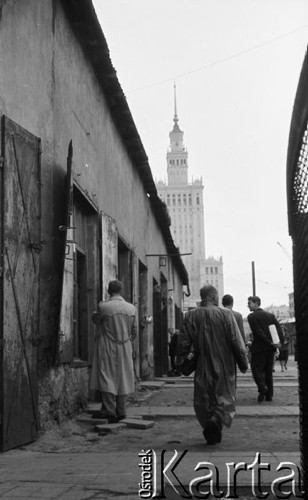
{"left": 278, "top": 328, "right": 290, "bottom": 371}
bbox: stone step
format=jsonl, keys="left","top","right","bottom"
{"left": 157, "top": 376, "right": 298, "bottom": 385}
{"left": 77, "top": 414, "right": 108, "bottom": 425}
{"left": 127, "top": 405, "right": 299, "bottom": 418}
{"left": 159, "top": 382, "right": 298, "bottom": 389}
{"left": 121, "top": 418, "right": 154, "bottom": 429}
{"left": 94, "top": 422, "right": 127, "bottom": 434}
{"left": 139, "top": 381, "right": 166, "bottom": 389}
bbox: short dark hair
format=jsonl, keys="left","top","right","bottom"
{"left": 222, "top": 294, "right": 233, "bottom": 307}
{"left": 248, "top": 295, "right": 261, "bottom": 306}
{"left": 200, "top": 285, "right": 218, "bottom": 302}
{"left": 108, "top": 280, "right": 123, "bottom": 295}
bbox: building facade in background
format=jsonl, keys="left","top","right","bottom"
{"left": 200, "top": 255, "right": 224, "bottom": 303}
{"left": 263, "top": 304, "right": 290, "bottom": 321}
{"left": 157, "top": 87, "right": 224, "bottom": 308}
{"left": 288, "top": 291, "right": 294, "bottom": 317}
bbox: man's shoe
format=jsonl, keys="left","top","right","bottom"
{"left": 265, "top": 389, "right": 273, "bottom": 401}
{"left": 108, "top": 415, "right": 120, "bottom": 424}
{"left": 257, "top": 392, "right": 265, "bottom": 403}
{"left": 203, "top": 421, "right": 222, "bottom": 445}
{"left": 91, "top": 411, "right": 110, "bottom": 419}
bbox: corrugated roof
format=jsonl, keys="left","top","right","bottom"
{"left": 59, "top": 0, "right": 189, "bottom": 286}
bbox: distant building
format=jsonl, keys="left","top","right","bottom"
{"left": 199, "top": 256, "right": 224, "bottom": 305}
{"left": 263, "top": 304, "right": 290, "bottom": 321}
{"left": 156, "top": 86, "right": 223, "bottom": 308}
{"left": 289, "top": 292, "right": 294, "bottom": 317}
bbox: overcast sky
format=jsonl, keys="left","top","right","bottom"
{"left": 93, "top": 0, "right": 308, "bottom": 316}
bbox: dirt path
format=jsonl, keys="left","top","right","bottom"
{"left": 26, "top": 374, "right": 300, "bottom": 454}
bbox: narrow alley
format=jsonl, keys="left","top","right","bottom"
{"left": 0, "top": 2, "right": 307, "bottom": 499}
{"left": 0, "top": 356, "right": 300, "bottom": 499}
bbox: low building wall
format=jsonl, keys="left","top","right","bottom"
{"left": 38, "top": 365, "right": 88, "bottom": 429}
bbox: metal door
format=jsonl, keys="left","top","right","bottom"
{"left": 0, "top": 116, "right": 41, "bottom": 451}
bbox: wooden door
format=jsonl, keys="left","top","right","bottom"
{"left": 58, "top": 141, "right": 74, "bottom": 363}
{"left": 153, "top": 285, "right": 162, "bottom": 377}
{"left": 118, "top": 248, "right": 132, "bottom": 303}
{"left": 0, "top": 116, "right": 41, "bottom": 451}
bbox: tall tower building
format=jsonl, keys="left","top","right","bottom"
{"left": 157, "top": 86, "right": 223, "bottom": 308}
{"left": 157, "top": 87, "right": 205, "bottom": 308}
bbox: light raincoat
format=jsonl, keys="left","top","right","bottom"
{"left": 89, "top": 296, "right": 137, "bottom": 396}
{"left": 178, "top": 304, "right": 248, "bottom": 429}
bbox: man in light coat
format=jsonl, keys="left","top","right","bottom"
{"left": 90, "top": 280, "right": 137, "bottom": 422}
{"left": 178, "top": 285, "right": 248, "bottom": 445}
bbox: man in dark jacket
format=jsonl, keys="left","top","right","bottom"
{"left": 168, "top": 329, "right": 181, "bottom": 376}
{"left": 247, "top": 296, "right": 284, "bottom": 403}
{"left": 222, "top": 294, "right": 245, "bottom": 342}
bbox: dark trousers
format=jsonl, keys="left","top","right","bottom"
{"left": 101, "top": 392, "right": 127, "bottom": 417}
{"left": 170, "top": 355, "right": 176, "bottom": 370}
{"left": 251, "top": 350, "right": 275, "bottom": 397}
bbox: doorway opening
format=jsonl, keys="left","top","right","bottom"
{"left": 72, "top": 186, "right": 100, "bottom": 364}
{"left": 118, "top": 237, "right": 133, "bottom": 303}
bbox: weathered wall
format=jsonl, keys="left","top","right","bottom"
{"left": 0, "top": 0, "right": 186, "bottom": 426}
{"left": 38, "top": 365, "right": 89, "bottom": 428}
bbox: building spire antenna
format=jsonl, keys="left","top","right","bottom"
{"left": 173, "top": 82, "right": 178, "bottom": 125}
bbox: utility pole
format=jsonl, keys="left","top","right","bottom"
{"left": 252, "top": 261, "right": 256, "bottom": 295}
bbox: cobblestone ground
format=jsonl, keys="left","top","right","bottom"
{"left": 25, "top": 412, "right": 300, "bottom": 454}
{"left": 26, "top": 375, "right": 300, "bottom": 454}
{"left": 137, "top": 385, "right": 299, "bottom": 407}
{"left": 16, "top": 361, "right": 300, "bottom": 499}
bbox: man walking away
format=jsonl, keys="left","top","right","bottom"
{"left": 247, "top": 296, "right": 283, "bottom": 403}
{"left": 178, "top": 285, "right": 248, "bottom": 445}
{"left": 222, "top": 294, "right": 245, "bottom": 342}
{"left": 90, "top": 280, "right": 137, "bottom": 423}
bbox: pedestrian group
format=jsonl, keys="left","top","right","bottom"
{"left": 89, "top": 280, "right": 287, "bottom": 446}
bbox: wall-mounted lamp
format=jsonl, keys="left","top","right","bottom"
{"left": 140, "top": 315, "right": 153, "bottom": 328}
{"left": 159, "top": 256, "right": 167, "bottom": 267}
